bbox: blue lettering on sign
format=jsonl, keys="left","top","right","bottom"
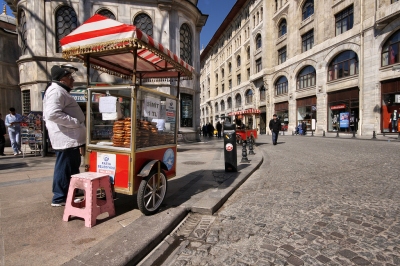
{"left": 71, "top": 93, "right": 86, "bottom": 102}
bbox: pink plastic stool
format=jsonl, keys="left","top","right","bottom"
{"left": 63, "top": 172, "right": 115, "bottom": 227}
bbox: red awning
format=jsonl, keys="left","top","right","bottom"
{"left": 60, "top": 14, "right": 193, "bottom": 80}
{"left": 228, "top": 108, "right": 261, "bottom": 116}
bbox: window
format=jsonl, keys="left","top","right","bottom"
{"left": 279, "top": 19, "right": 287, "bottom": 37}
{"left": 328, "top": 50, "right": 359, "bottom": 81}
{"left": 22, "top": 90, "right": 31, "bottom": 114}
{"left": 19, "top": 10, "right": 28, "bottom": 55}
{"left": 180, "top": 23, "right": 193, "bottom": 65}
{"left": 256, "top": 58, "right": 262, "bottom": 72}
{"left": 302, "top": 30, "right": 314, "bottom": 52}
{"left": 297, "top": 66, "right": 316, "bottom": 89}
{"left": 245, "top": 90, "right": 253, "bottom": 104}
{"left": 256, "top": 34, "right": 262, "bottom": 49}
{"left": 247, "top": 68, "right": 250, "bottom": 80}
{"left": 228, "top": 97, "right": 232, "bottom": 109}
{"left": 237, "top": 74, "right": 241, "bottom": 85}
{"left": 229, "top": 79, "right": 232, "bottom": 89}
{"left": 216, "top": 87, "right": 218, "bottom": 95}
{"left": 260, "top": 86, "right": 266, "bottom": 101}
{"left": 216, "top": 73, "right": 218, "bottom": 82}
{"left": 335, "top": 5, "right": 353, "bottom": 36}
{"left": 134, "top": 13, "right": 153, "bottom": 37}
{"left": 278, "top": 46, "right": 287, "bottom": 64}
{"left": 382, "top": 30, "right": 400, "bottom": 66}
{"left": 215, "top": 103, "right": 219, "bottom": 112}
{"left": 237, "top": 56, "right": 241, "bottom": 67}
{"left": 235, "top": 94, "right": 242, "bottom": 107}
{"left": 247, "top": 47, "right": 250, "bottom": 60}
{"left": 392, "top": 0, "right": 399, "bottom": 3}
{"left": 222, "top": 83, "right": 225, "bottom": 93}
{"left": 221, "top": 100, "right": 225, "bottom": 111}
{"left": 55, "top": 6, "right": 78, "bottom": 53}
{"left": 221, "top": 68, "right": 225, "bottom": 78}
{"left": 275, "top": 76, "right": 288, "bottom": 95}
{"left": 97, "top": 9, "right": 116, "bottom": 20}
{"left": 302, "top": 0, "right": 314, "bottom": 20}
{"left": 228, "top": 63, "right": 232, "bottom": 73}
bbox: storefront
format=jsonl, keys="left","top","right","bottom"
{"left": 327, "top": 88, "right": 359, "bottom": 132}
{"left": 296, "top": 96, "right": 316, "bottom": 132}
{"left": 381, "top": 79, "right": 400, "bottom": 133}
{"left": 274, "top": 101, "right": 289, "bottom": 131}
{"left": 259, "top": 106, "right": 266, "bottom": 134}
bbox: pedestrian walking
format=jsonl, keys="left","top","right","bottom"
{"left": 216, "top": 121, "right": 222, "bottom": 138}
{"left": 43, "top": 65, "right": 86, "bottom": 207}
{"left": 269, "top": 114, "right": 280, "bottom": 145}
{"left": 202, "top": 124, "right": 207, "bottom": 137}
{"left": 207, "top": 123, "right": 213, "bottom": 137}
{"left": 0, "top": 113, "right": 6, "bottom": 156}
{"left": 302, "top": 121, "right": 307, "bottom": 135}
{"left": 5, "top": 107, "right": 22, "bottom": 156}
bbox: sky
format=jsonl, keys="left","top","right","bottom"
{"left": 0, "top": 0, "right": 236, "bottom": 49}
{"left": 197, "top": 0, "right": 237, "bottom": 50}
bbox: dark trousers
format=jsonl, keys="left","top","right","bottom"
{"left": 272, "top": 131, "right": 279, "bottom": 144}
{"left": 217, "top": 130, "right": 222, "bottom": 138}
{"left": 52, "top": 148, "right": 81, "bottom": 204}
{"left": 0, "top": 135, "right": 5, "bottom": 155}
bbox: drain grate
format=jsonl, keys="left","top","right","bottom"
{"left": 182, "top": 161, "right": 206, "bottom": 165}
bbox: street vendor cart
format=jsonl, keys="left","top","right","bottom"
{"left": 228, "top": 108, "right": 260, "bottom": 144}
{"left": 61, "top": 14, "right": 193, "bottom": 215}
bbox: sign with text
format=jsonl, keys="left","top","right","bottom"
{"left": 330, "top": 104, "right": 346, "bottom": 110}
{"left": 143, "top": 96, "right": 161, "bottom": 119}
{"left": 165, "top": 98, "right": 176, "bottom": 122}
{"left": 339, "top": 112, "right": 349, "bottom": 128}
{"left": 97, "top": 153, "right": 116, "bottom": 183}
{"left": 395, "top": 94, "right": 400, "bottom": 103}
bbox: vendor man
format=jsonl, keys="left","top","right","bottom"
{"left": 43, "top": 65, "right": 86, "bottom": 207}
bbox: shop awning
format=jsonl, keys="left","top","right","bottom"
{"left": 228, "top": 108, "right": 261, "bottom": 116}
{"left": 60, "top": 14, "right": 194, "bottom": 80}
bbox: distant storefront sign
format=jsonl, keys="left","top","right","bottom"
{"left": 330, "top": 104, "right": 346, "bottom": 110}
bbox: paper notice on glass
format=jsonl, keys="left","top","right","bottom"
{"left": 99, "top": 96, "right": 117, "bottom": 113}
{"left": 102, "top": 102, "right": 123, "bottom": 120}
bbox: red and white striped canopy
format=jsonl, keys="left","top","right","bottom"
{"left": 228, "top": 108, "right": 261, "bottom": 116}
{"left": 61, "top": 14, "right": 194, "bottom": 80}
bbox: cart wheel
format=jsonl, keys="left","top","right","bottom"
{"left": 137, "top": 169, "right": 167, "bottom": 215}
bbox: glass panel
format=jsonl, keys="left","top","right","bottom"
{"left": 180, "top": 24, "right": 193, "bottom": 65}
{"left": 382, "top": 52, "right": 389, "bottom": 66}
{"left": 134, "top": 13, "right": 153, "bottom": 37}
{"left": 336, "top": 21, "right": 341, "bottom": 35}
{"left": 56, "top": 6, "right": 78, "bottom": 53}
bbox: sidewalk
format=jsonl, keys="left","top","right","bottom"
{"left": 0, "top": 137, "right": 263, "bottom": 266}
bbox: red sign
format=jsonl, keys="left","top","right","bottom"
{"left": 225, "top": 143, "right": 233, "bottom": 152}
{"left": 330, "top": 104, "right": 346, "bottom": 110}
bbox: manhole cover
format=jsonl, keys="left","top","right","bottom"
{"left": 182, "top": 161, "right": 206, "bottom": 165}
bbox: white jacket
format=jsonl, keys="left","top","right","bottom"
{"left": 43, "top": 82, "right": 86, "bottom": 150}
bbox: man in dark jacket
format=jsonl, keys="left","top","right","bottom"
{"left": 269, "top": 114, "right": 280, "bottom": 145}
{"left": 216, "top": 121, "right": 222, "bottom": 138}
{"left": 0, "top": 113, "right": 6, "bottom": 156}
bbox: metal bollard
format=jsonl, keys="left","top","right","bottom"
{"left": 311, "top": 130, "right": 314, "bottom": 137}
{"left": 241, "top": 140, "right": 250, "bottom": 163}
{"left": 248, "top": 137, "right": 255, "bottom": 155}
{"left": 336, "top": 131, "right": 339, "bottom": 138}
{"left": 323, "top": 130, "right": 325, "bottom": 137}
{"left": 372, "top": 131, "right": 376, "bottom": 139}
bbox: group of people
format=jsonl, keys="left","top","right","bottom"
{"left": 201, "top": 121, "right": 223, "bottom": 138}
{"left": 295, "top": 121, "right": 308, "bottom": 136}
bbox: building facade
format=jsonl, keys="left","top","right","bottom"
{"left": 200, "top": 0, "right": 400, "bottom": 136}
{"left": 6, "top": 0, "right": 207, "bottom": 141}
{"left": 0, "top": 6, "right": 20, "bottom": 118}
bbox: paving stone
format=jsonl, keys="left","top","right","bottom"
{"left": 351, "top": 256, "right": 371, "bottom": 265}
{"left": 348, "top": 218, "right": 363, "bottom": 224}
{"left": 316, "top": 254, "right": 331, "bottom": 263}
{"left": 287, "top": 255, "right": 304, "bottom": 266}
{"left": 338, "top": 249, "right": 358, "bottom": 259}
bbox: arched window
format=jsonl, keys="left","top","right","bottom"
{"left": 275, "top": 76, "right": 288, "bottom": 95}
{"left": 215, "top": 102, "right": 219, "bottom": 112}
{"left": 260, "top": 86, "right": 266, "bottom": 101}
{"left": 221, "top": 68, "right": 225, "bottom": 78}
{"left": 221, "top": 100, "right": 225, "bottom": 111}
{"left": 228, "top": 62, "right": 232, "bottom": 73}
{"left": 382, "top": 30, "right": 400, "bottom": 67}
{"left": 237, "top": 55, "right": 241, "bottom": 67}
{"left": 134, "top": 13, "right": 153, "bottom": 37}
{"left": 247, "top": 47, "right": 250, "bottom": 60}
{"left": 180, "top": 23, "right": 193, "bottom": 65}
{"left": 19, "top": 9, "right": 28, "bottom": 55}
{"left": 279, "top": 19, "right": 287, "bottom": 37}
{"left": 55, "top": 6, "right": 78, "bottom": 53}
{"left": 297, "top": 66, "right": 316, "bottom": 89}
{"left": 235, "top": 94, "right": 242, "bottom": 108}
{"left": 227, "top": 97, "right": 232, "bottom": 109}
{"left": 302, "top": 0, "right": 314, "bottom": 20}
{"left": 328, "top": 50, "right": 359, "bottom": 81}
{"left": 216, "top": 73, "right": 218, "bottom": 82}
{"left": 245, "top": 89, "right": 253, "bottom": 104}
{"left": 256, "top": 34, "right": 262, "bottom": 49}
{"left": 97, "top": 9, "right": 116, "bottom": 20}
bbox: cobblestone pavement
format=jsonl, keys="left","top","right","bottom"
{"left": 162, "top": 135, "right": 400, "bottom": 266}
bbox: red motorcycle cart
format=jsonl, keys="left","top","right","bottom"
{"left": 228, "top": 108, "right": 260, "bottom": 144}
{"left": 61, "top": 15, "right": 193, "bottom": 215}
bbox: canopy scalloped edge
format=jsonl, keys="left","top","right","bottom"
{"left": 62, "top": 38, "right": 193, "bottom": 79}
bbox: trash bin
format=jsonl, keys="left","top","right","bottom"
{"left": 223, "top": 123, "right": 237, "bottom": 172}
